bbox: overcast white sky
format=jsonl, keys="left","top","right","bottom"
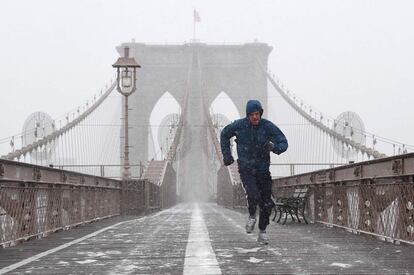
{"left": 0, "top": 0, "right": 413, "bottom": 149}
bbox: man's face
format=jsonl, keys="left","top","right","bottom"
{"left": 248, "top": 111, "right": 261, "bottom": 125}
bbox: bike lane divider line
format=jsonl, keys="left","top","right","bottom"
{"left": 183, "top": 203, "right": 222, "bottom": 275}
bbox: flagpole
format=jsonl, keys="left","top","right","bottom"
{"left": 193, "top": 18, "right": 195, "bottom": 41}
{"left": 193, "top": 9, "right": 200, "bottom": 42}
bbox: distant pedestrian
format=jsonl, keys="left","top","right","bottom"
{"left": 220, "top": 99, "right": 288, "bottom": 244}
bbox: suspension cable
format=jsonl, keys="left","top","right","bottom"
{"left": 2, "top": 81, "right": 116, "bottom": 160}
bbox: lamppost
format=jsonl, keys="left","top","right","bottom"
{"left": 112, "top": 47, "right": 141, "bottom": 180}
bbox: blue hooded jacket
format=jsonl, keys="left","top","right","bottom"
{"left": 220, "top": 100, "right": 288, "bottom": 173}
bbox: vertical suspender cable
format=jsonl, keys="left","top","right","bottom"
{"left": 70, "top": 128, "right": 75, "bottom": 166}
{"left": 316, "top": 128, "right": 325, "bottom": 168}
{"left": 77, "top": 124, "right": 82, "bottom": 173}
{"left": 324, "top": 129, "right": 328, "bottom": 167}
{"left": 89, "top": 120, "right": 94, "bottom": 175}
{"left": 65, "top": 131, "right": 69, "bottom": 167}
{"left": 300, "top": 116, "right": 306, "bottom": 174}
{"left": 85, "top": 117, "right": 90, "bottom": 175}
{"left": 55, "top": 136, "right": 59, "bottom": 166}
{"left": 82, "top": 122, "right": 87, "bottom": 172}
{"left": 305, "top": 121, "right": 310, "bottom": 173}
{"left": 74, "top": 124, "right": 79, "bottom": 171}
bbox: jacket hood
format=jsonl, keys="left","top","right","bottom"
{"left": 246, "top": 100, "right": 263, "bottom": 117}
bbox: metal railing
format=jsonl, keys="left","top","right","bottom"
{"left": 0, "top": 158, "right": 172, "bottom": 247}
{"left": 55, "top": 164, "right": 146, "bottom": 179}
{"left": 272, "top": 153, "right": 414, "bottom": 244}
{"left": 0, "top": 159, "right": 121, "bottom": 247}
{"left": 121, "top": 179, "right": 166, "bottom": 215}
{"left": 217, "top": 154, "right": 414, "bottom": 244}
{"left": 270, "top": 163, "right": 346, "bottom": 177}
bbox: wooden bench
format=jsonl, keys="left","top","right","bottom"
{"left": 272, "top": 187, "right": 309, "bottom": 224}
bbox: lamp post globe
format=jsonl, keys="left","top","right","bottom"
{"left": 112, "top": 46, "right": 141, "bottom": 180}
{"left": 113, "top": 47, "right": 140, "bottom": 96}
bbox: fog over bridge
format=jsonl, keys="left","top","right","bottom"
{"left": 0, "top": 41, "right": 413, "bottom": 274}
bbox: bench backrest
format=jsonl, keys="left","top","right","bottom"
{"left": 275, "top": 187, "right": 309, "bottom": 200}
{"left": 292, "top": 188, "right": 308, "bottom": 198}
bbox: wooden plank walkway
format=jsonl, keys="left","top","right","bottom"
{"left": 0, "top": 203, "right": 413, "bottom": 274}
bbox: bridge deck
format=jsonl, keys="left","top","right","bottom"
{"left": 1, "top": 203, "right": 413, "bottom": 274}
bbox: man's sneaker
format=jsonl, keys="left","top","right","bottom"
{"left": 245, "top": 217, "right": 256, "bottom": 233}
{"left": 257, "top": 231, "right": 269, "bottom": 245}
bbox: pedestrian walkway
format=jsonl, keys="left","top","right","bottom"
{"left": 1, "top": 203, "right": 413, "bottom": 274}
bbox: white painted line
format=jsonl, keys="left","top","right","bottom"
{"left": 183, "top": 204, "right": 221, "bottom": 275}
{"left": 0, "top": 216, "right": 149, "bottom": 275}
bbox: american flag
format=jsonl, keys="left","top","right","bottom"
{"left": 193, "top": 9, "right": 200, "bottom": 22}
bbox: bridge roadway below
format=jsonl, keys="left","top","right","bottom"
{"left": 0, "top": 203, "right": 413, "bottom": 274}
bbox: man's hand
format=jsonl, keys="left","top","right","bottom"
{"left": 264, "top": 140, "right": 275, "bottom": 152}
{"left": 223, "top": 155, "right": 234, "bottom": 166}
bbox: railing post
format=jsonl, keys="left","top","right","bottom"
{"left": 145, "top": 180, "right": 150, "bottom": 210}
{"left": 100, "top": 165, "right": 105, "bottom": 177}
{"left": 290, "top": 164, "right": 295, "bottom": 176}
{"left": 120, "top": 180, "right": 127, "bottom": 215}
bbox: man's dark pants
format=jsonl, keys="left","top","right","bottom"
{"left": 238, "top": 166, "right": 274, "bottom": 231}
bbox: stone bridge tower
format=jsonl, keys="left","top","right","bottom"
{"left": 116, "top": 42, "right": 272, "bottom": 200}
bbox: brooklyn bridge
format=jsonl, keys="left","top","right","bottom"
{"left": 0, "top": 42, "right": 413, "bottom": 274}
